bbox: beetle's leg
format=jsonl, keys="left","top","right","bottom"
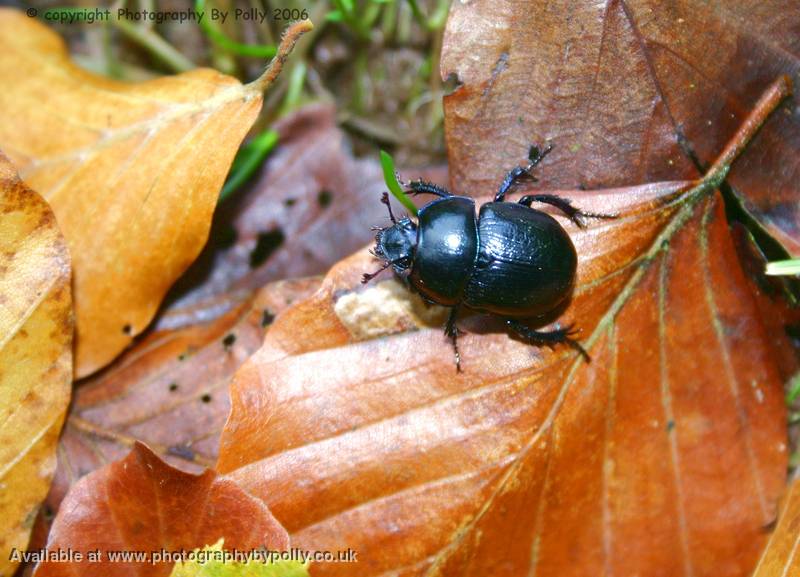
{"left": 444, "top": 306, "right": 462, "bottom": 372}
{"left": 506, "top": 320, "right": 590, "bottom": 362}
{"left": 517, "top": 194, "right": 619, "bottom": 228}
{"left": 495, "top": 167, "right": 530, "bottom": 202}
{"left": 406, "top": 179, "right": 452, "bottom": 198}
{"left": 362, "top": 256, "right": 408, "bottom": 284}
{"left": 495, "top": 144, "right": 554, "bottom": 202}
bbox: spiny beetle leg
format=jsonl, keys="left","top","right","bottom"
{"left": 517, "top": 194, "right": 619, "bottom": 228}
{"left": 495, "top": 143, "right": 554, "bottom": 202}
{"left": 406, "top": 179, "right": 452, "bottom": 198}
{"left": 506, "top": 319, "right": 590, "bottom": 362}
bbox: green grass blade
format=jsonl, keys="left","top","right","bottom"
{"left": 220, "top": 130, "right": 279, "bottom": 202}
{"left": 766, "top": 259, "right": 800, "bottom": 276}
{"left": 379, "top": 150, "right": 418, "bottom": 215}
{"left": 195, "top": 0, "right": 277, "bottom": 58}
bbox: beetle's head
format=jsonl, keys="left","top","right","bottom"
{"left": 375, "top": 216, "right": 417, "bottom": 270}
{"left": 363, "top": 193, "right": 418, "bottom": 284}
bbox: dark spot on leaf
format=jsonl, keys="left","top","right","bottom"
{"left": 42, "top": 504, "right": 54, "bottom": 520}
{"left": 223, "top": 333, "right": 236, "bottom": 349}
{"left": 167, "top": 444, "right": 195, "bottom": 461}
{"left": 250, "top": 229, "right": 285, "bottom": 268}
{"left": 285, "top": 197, "right": 296, "bottom": 207}
{"left": 178, "top": 352, "right": 187, "bottom": 361}
{"left": 317, "top": 189, "right": 333, "bottom": 208}
{"left": 122, "top": 324, "right": 132, "bottom": 335}
{"left": 201, "top": 393, "right": 212, "bottom": 403}
{"left": 443, "top": 71, "right": 463, "bottom": 96}
{"left": 168, "top": 382, "right": 179, "bottom": 392}
{"left": 261, "top": 310, "right": 275, "bottom": 327}
{"left": 666, "top": 420, "right": 675, "bottom": 432}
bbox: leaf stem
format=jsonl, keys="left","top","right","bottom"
{"left": 247, "top": 19, "right": 314, "bottom": 94}
{"left": 705, "top": 75, "right": 793, "bottom": 180}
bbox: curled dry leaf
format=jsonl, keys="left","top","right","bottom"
{"left": 34, "top": 442, "right": 289, "bottom": 577}
{"left": 0, "top": 9, "right": 311, "bottom": 377}
{"left": 752, "top": 478, "right": 800, "bottom": 577}
{"left": 161, "top": 104, "right": 448, "bottom": 331}
{"left": 218, "top": 182, "right": 787, "bottom": 576}
{"left": 47, "top": 276, "right": 321, "bottom": 518}
{"left": 442, "top": 0, "right": 800, "bottom": 253}
{"left": 0, "top": 153, "right": 71, "bottom": 577}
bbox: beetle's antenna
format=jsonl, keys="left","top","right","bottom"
{"left": 380, "top": 192, "right": 397, "bottom": 224}
{"left": 362, "top": 256, "right": 406, "bottom": 284}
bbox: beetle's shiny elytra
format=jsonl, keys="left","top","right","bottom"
{"left": 364, "top": 145, "right": 617, "bottom": 370}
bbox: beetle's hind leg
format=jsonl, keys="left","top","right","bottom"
{"left": 444, "top": 306, "right": 462, "bottom": 372}
{"left": 406, "top": 179, "right": 452, "bottom": 198}
{"left": 506, "top": 319, "right": 590, "bottom": 362}
{"left": 495, "top": 143, "right": 554, "bottom": 202}
{"left": 517, "top": 194, "right": 618, "bottom": 228}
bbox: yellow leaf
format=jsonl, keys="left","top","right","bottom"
{"left": 752, "top": 479, "right": 800, "bottom": 576}
{"left": 0, "top": 9, "right": 310, "bottom": 377}
{"left": 0, "top": 152, "right": 72, "bottom": 576}
{"left": 169, "top": 540, "right": 310, "bottom": 577}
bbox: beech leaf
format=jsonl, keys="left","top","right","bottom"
{"left": 0, "top": 9, "right": 311, "bottom": 376}
{"left": 0, "top": 153, "right": 72, "bottom": 577}
{"left": 34, "top": 443, "right": 289, "bottom": 577}
{"left": 215, "top": 82, "right": 792, "bottom": 576}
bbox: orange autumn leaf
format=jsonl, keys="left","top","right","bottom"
{"left": 752, "top": 479, "right": 800, "bottom": 577}
{"left": 214, "top": 82, "right": 792, "bottom": 576}
{"left": 33, "top": 443, "right": 289, "bottom": 577}
{"left": 0, "top": 153, "right": 71, "bottom": 577}
{"left": 0, "top": 9, "right": 311, "bottom": 377}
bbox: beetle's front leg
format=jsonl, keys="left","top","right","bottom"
{"left": 444, "top": 306, "right": 462, "bottom": 372}
{"left": 406, "top": 179, "right": 452, "bottom": 198}
{"left": 506, "top": 319, "right": 590, "bottom": 362}
{"left": 494, "top": 144, "right": 553, "bottom": 202}
{"left": 517, "top": 194, "right": 618, "bottom": 228}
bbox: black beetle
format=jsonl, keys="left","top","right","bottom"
{"left": 363, "top": 145, "right": 616, "bottom": 370}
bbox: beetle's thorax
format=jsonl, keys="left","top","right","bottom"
{"left": 409, "top": 196, "right": 479, "bottom": 306}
